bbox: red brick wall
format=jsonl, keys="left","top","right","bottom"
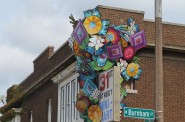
{"left": 21, "top": 80, "right": 58, "bottom": 122}
{"left": 98, "top": 6, "right": 185, "bottom": 122}
{"left": 121, "top": 48, "right": 185, "bottom": 122}
{"left": 163, "top": 51, "right": 185, "bottom": 122}
{"left": 144, "top": 20, "right": 185, "bottom": 47}
{"left": 98, "top": 6, "right": 144, "bottom": 30}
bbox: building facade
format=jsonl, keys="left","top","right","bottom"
{"left": 0, "top": 5, "right": 185, "bottom": 122}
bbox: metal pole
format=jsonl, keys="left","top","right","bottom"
{"left": 155, "top": 0, "right": 164, "bottom": 122}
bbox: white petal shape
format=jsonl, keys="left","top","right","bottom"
{"left": 96, "top": 38, "right": 101, "bottom": 45}
{"left": 88, "top": 42, "right": 96, "bottom": 47}
{"left": 98, "top": 43, "right": 104, "bottom": 48}
{"left": 123, "top": 61, "right": 128, "bottom": 67}
{"left": 89, "top": 38, "right": 96, "bottom": 44}
{"left": 95, "top": 44, "right": 99, "bottom": 50}
{"left": 99, "top": 37, "right": 105, "bottom": 43}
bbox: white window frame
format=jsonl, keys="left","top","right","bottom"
{"left": 8, "top": 108, "right": 22, "bottom": 122}
{"left": 57, "top": 73, "right": 83, "bottom": 122}
{"left": 29, "top": 111, "right": 33, "bottom": 122}
{"left": 47, "top": 98, "right": 52, "bottom": 122}
{"left": 125, "top": 79, "right": 138, "bottom": 94}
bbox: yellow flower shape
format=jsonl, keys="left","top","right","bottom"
{"left": 126, "top": 63, "right": 139, "bottom": 77}
{"left": 120, "top": 37, "right": 128, "bottom": 47}
{"left": 76, "top": 100, "right": 87, "bottom": 114}
{"left": 88, "top": 105, "right": 102, "bottom": 122}
{"left": 83, "top": 16, "right": 102, "bottom": 35}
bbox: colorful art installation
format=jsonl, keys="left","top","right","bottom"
{"left": 84, "top": 16, "right": 102, "bottom": 35}
{"left": 105, "top": 28, "right": 120, "bottom": 44}
{"left": 73, "top": 20, "right": 87, "bottom": 45}
{"left": 123, "top": 46, "right": 135, "bottom": 61}
{"left": 130, "top": 30, "right": 147, "bottom": 50}
{"left": 68, "top": 7, "right": 147, "bottom": 122}
{"left": 88, "top": 105, "right": 103, "bottom": 122}
{"left": 107, "top": 44, "right": 123, "bottom": 59}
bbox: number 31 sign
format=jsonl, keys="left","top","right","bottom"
{"left": 98, "top": 66, "right": 120, "bottom": 122}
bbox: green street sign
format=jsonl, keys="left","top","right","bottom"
{"left": 145, "top": 119, "right": 154, "bottom": 122}
{"left": 124, "top": 107, "right": 155, "bottom": 119}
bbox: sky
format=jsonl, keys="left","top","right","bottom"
{"left": 0, "top": 0, "right": 185, "bottom": 106}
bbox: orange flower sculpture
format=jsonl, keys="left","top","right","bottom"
{"left": 88, "top": 105, "right": 102, "bottom": 122}
{"left": 83, "top": 16, "right": 102, "bottom": 35}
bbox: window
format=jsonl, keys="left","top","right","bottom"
{"left": 28, "top": 111, "right": 33, "bottom": 122}
{"left": 58, "top": 73, "right": 83, "bottom": 122}
{"left": 123, "top": 79, "right": 137, "bottom": 93}
{"left": 8, "top": 108, "right": 22, "bottom": 122}
{"left": 47, "top": 98, "right": 52, "bottom": 122}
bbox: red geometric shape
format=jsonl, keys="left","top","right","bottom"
{"left": 123, "top": 46, "right": 135, "bottom": 61}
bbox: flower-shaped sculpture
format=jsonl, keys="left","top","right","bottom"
{"left": 68, "top": 7, "right": 147, "bottom": 122}
{"left": 83, "top": 8, "right": 109, "bottom": 36}
{"left": 123, "top": 46, "right": 135, "bottom": 61}
{"left": 126, "top": 63, "right": 139, "bottom": 77}
{"left": 89, "top": 89, "right": 100, "bottom": 103}
{"left": 98, "top": 20, "right": 109, "bottom": 35}
{"left": 83, "top": 7, "right": 100, "bottom": 18}
{"left": 120, "top": 37, "right": 128, "bottom": 48}
{"left": 122, "top": 63, "right": 142, "bottom": 81}
{"left": 88, "top": 105, "right": 102, "bottom": 122}
{"left": 76, "top": 100, "right": 88, "bottom": 114}
{"left": 84, "top": 16, "right": 102, "bottom": 35}
{"left": 73, "top": 40, "right": 83, "bottom": 57}
{"left": 88, "top": 35, "right": 105, "bottom": 50}
{"left": 105, "top": 28, "right": 120, "bottom": 44}
{"left": 117, "top": 58, "right": 128, "bottom": 72}
{"left": 127, "top": 18, "right": 139, "bottom": 35}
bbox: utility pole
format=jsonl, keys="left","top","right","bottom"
{"left": 155, "top": 0, "right": 164, "bottom": 122}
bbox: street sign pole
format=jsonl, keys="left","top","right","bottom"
{"left": 155, "top": 0, "right": 164, "bottom": 122}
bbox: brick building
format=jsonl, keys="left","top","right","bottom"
{"left": 0, "top": 5, "right": 185, "bottom": 122}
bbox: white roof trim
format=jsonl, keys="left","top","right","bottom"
{"left": 52, "top": 62, "right": 76, "bottom": 83}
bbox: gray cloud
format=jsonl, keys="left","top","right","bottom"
{"left": 0, "top": 45, "right": 35, "bottom": 96}
{"left": 2, "top": 16, "right": 71, "bottom": 54}
{"left": 1, "top": 0, "right": 73, "bottom": 54}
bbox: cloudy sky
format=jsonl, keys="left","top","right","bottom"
{"left": 0, "top": 0, "right": 184, "bottom": 106}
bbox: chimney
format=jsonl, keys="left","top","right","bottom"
{"left": 33, "top": 46, "right": 54, "bottom": 72}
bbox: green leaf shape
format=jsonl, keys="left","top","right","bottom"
{"left": 120, "top": 87, "right": 127, "bottom": 97}
{"left": 89, "top": 60, "right": 114, "bottom": 71}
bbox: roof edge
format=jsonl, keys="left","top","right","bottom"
{"left": 33, "top": 46, "right": 54, "bottom": 62}
{"left": 0, "top": 53, "right": 75, "bottom": 113}
{"left": 144, "top": 19, "right": 185, "bottom": 27}
{"left": 97, "top": 5, "right": 145, "bottom": 14}
{"left": 147, "top": 42, "right": 185, "bottom": 52}
{"left": 49, "top": 41, "right": 68, "bottom": 59}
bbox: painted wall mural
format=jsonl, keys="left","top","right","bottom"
{"left": 68, "top": 7, "right": 147, "bottom": 122}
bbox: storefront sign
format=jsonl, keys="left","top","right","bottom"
{"left": 98, "top": 67, "right": 120, "bottom": 122}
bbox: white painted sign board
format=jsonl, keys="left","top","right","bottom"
{"left": 98, "top": 66, "right": 120, "bottom": 122}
